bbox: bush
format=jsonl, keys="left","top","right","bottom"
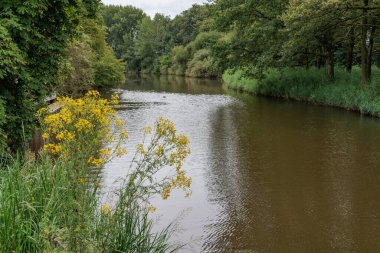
{"left": 0, "top": 91, "right": 191, "bottom": 252}
{"left": 58, "top": 36, "right": 95, "bottom": 96}
{"left": 186, "top": 49, "right": 219, "bottom": 78}
{"left": 94, "top": 47, "right": 126, "bottom": 88}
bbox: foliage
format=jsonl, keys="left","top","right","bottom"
{"left": 58, "top": 10, "right": 125, "bottom": 94}
{"left": 0, "top": 0, "right": 101, "bottom": 149}
{"left": 101, "top": 3, "right": 219, "bottom": 77}
{"left": 134, "top": 14, "right": 172, "bottom": 72}
{"left": 93, "top": 47, "right": 126, "bottom": 88}
{"left": 58, "top": 35, "right": 95, "bottom": 96}
{"left": 186, "top": 49, "right": 219, "bottom": 78}
{"left": 168, "top": 4, "right": 212, "bottom": 46}
{"left": 101, "top": 4, "right": 146, "bottom": 69}
{"left": 0, "top": 91, "right": 191, "bottom": 252}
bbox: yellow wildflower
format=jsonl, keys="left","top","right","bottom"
{"left": 88, "top": 157, "right": 105, "bottom": 167}
{"left": 79, "top": 178, "right": 86, "bottom": 185}
{"left": 75, "top": 119, "right": 93, "bottom": 132}
{"left": 86, "top": 90, "right": 100, "bottom": 98}
{"left": 136, "top": 143, "right": 146, "bottom": 155}
{"left": 143, "top": 126, "right": 152, "bottom": 134}
{"left": 99, "top": 148, "right": 111, "bottom": 157}
{"left": 111, "top": 94, "right": 120, "bottom": 105}
{"left": 42, "top": 133, "right": 49, "bottom": 140}
{"left": 147, "top": 205, "right": 157, "bottom": 213}
{"left": 101, "top": 204, "right": 111, "bottom": 215}
{"left": 44, "top": 144, "right": 62, "bottom": 155}
{"left": 155, "top": 145, "right": 164, "bottom": 157}
{"left": 116, "top": 147, "right": 127, "bottom": 157}
{"left": 115, "top": 119, "right": 125, "bottom": 127}
{"left": 162, "top": 187, "right": 172, "bottom": 200}
{"left": 120, "top": 130, "right": 128, "bottom": 140}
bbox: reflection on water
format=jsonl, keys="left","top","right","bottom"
{"left": 104, "top": 75, "right": 380, "bottom": 252}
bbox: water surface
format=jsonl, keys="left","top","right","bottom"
{"left": 104, "top": 75, "right": 380, "bottom": 252}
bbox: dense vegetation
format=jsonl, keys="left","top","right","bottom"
{"left": 102, "top": 4, "right": 219, "bottom": 77}
{"left": 0, "top": 0, "right": 125, "bottom": 150}
{"left": 102, "top": 0, "right": 380, "bottom": 114}
{"left": 102, "top": 1, "right": 380, "bottom": 79}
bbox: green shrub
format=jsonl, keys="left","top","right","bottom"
{"left": 186, "top": 49, "right": 219, "bottom": 78}
{"left": 58, "top": 36, "right": 95, "bottom": 96}
{"left": 94, "top": 47, "right": 126, "bottom": 88}
{"left": 186, "top": 32, "right": 221, "bottom": 54}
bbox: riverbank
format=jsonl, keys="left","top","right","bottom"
{"left": 223, "top": 67, "right": 380, "bottom": 117}
{"left": 0, "top": 92, "right": 190, "bottom": 252}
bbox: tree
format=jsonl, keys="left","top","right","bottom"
{"left": 168, "top": 4, "right": 212, "bottom": 46}
{"left": 101, "top": 5, "right": 145, "bottom": 70}
{"left": 211, "top": 0, "right": 287, "bottom": 74}
{"left": 281, "top": 0, "right": 350, "bottom": 79}
{"left": 355, "top": 0, "right": 380, "bottom": 83}
{"left": 58, "top": 12, "right": 126, "bottom": 94}
{"left": 0, "top": 0, "right": 98, "bottom": 149}
{"left": 134, "top": 14, "right": 171, "bottom": 72}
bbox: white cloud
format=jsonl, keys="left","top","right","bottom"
{"left": 101, "top": 0, "right": 207, "bottom": 18}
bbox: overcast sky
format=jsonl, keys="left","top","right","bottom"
{"left": 101, "top": 0, "right": 207, "bottom": 18}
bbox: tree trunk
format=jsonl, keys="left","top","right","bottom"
{"left": 316, "top": 48, "right": 322, "bottom": 69}
{"left": 325, "top": 43, "right": 334, "bottom": 80}
{"left": 367, "top": 20, "right": 376, "bottom": 79}
{"left": 361, "top": 0, "right": 370, "bottom": 83}
{"left": 346, "top": 27, "right": 355, "bottom": 73}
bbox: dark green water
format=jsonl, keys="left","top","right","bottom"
{"left": 104, "top": 75, "right": 380, "bottom": 252}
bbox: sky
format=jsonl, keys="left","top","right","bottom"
{"left": 101, "top": 0, "right": 207, "bottom": 18}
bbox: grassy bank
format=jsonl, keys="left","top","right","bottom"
{"left": 223, "top": 67, "right": 380, "bottom": 117}
{"left": 0, "top": 92, "right": 191, "bottom": 252}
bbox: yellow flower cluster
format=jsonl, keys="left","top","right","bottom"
{"left": 43, "top": 143, "right": 62, "bottom": 155}
{"left": 148, "top": 117, "right": 192, "bottom": 199}
{"left": 88, "top": 157, "right": 105, "bottom": 167}
{"left": 156, "top": 117, "right": 176, "bottom": 137}
{"left": 116, "top": 147, "right": 128, "bottom": 157}
{"left": 162, "top": 170, "right": 192, "bottom": 200}
{"left": 39, "top": 90, "right": 128, "bottom": 168}
{"left": 75, "top": 119, "right": 94, "bottom": 132}
{"left": 136, "top": 143, "right": 146, "bottom": 155}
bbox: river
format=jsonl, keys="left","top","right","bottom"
{"left": 103, "top": 75, "right": 380, "bottom": 253}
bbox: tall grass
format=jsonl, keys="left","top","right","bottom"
{"left": 223, "top": 67, "right": 380, "bottom": 116}
{"left": 0, "top": 92, "right": 191, "bottom": 252}
{"left": 0, "top": 155, "right": 174, "bottom": 253}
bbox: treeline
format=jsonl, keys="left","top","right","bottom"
{"left": 0, "top": 0, "right": 125, "bottom": 150}
{"left": 103, "top": 0, "right": 380, "bottom": 82}
{"left": 102, "top": 4, "right": 220, "bottom": 78}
